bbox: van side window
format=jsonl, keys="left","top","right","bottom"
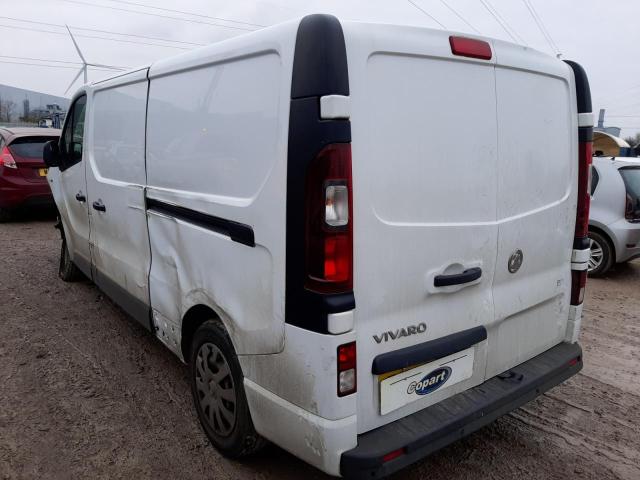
{"left": 591, "top": 166, "right": 599, "bottom": 196}
{"left": 60, "top": 95, "right": 87, "bottom": 170}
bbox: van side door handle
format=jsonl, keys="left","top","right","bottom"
{"left": 92, "top": 200, "right": 106, "bottom": 212}
{"left": 75, "top": 192, "right": 86, "bottom": 203}
{"left": 434, "top": 267, "right": 482, "bottom": 287}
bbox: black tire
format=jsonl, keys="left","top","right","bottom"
{"left": 588, "top": 230, "right": 614, "bottom": 277}
{"left": 0, "top": 208, "right": 13, "bottom": 223}
{"left": 58, "top": 238, "right": 83, "bottom": 282}
{"left": 189, "top": 320, "right": 266, "bottom": 458}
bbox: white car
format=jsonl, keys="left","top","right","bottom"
{"left": 44, "top": 15, "right": 592, "bottom": 479}
{"left": 589, "top": 156, "right": 640, "bottom": 276}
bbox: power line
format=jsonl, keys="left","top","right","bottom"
{"left": 479, "top": 0, "right": 526, "bottom": 45}
{"left": 0, "top": 54, "right": 129, "bottom": 69}
{"left": 0, "top": 60, "right": 119, "bottom": 72}
{"left": 407, "top": 0, "right": 447, "bottom": 29}
{"left": 0, "top": 23, "right": 190, "bottom": 50}
{"left": 104, "top": 0, "right": 265, "bottom": 28}
{"left": 0, "top": 15, "right": 205, "bottom": 46}
{"left": 522, "top": 0, "right": 559, "bottom": 55}
{"left": 438, "top": 0, "right": 479, "bottom": 33}
{"left": 62, "top": 0, "right": 258, "bottom": 32}
{"left": 0, "top": 54, "right": 83, "bottom": 66}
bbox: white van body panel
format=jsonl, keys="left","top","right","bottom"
{"left": 343, "top": 23, "right": 499, "bottom": 433}
{"left": 85, "top": 69, "right": 151, "bottom": 321}
{"left": 145, "top": 22, "right": 298, "bottom": 355}
{"left": 488, "top": 43, "right": 578, "bottom": 378}
{"left": 342, "top": 22, "right": 579, "bottom": 433}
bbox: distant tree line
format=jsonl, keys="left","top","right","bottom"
{"left": 623, "top": 133, "right": 640, "bottom": 147}
{"left": 0, "top": 97, "right": 16, "bottom": 123}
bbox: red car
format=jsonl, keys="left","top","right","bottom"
{"left": 0, "top": 127, "right": 61, "bottom": 221}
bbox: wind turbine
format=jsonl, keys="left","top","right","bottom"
{"left": 65, "top": 25, "right": 124, "bottom": 95}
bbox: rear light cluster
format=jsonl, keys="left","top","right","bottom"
{"left": 0, "top": 146, "right": 17, "bottom": 169}
{"left": 625, "top": 194, "right": 635, "bottom": 221}
{"left": 575, "top": 141, "right": 593, "bottom": 238}
{"left": 304, "top": 143, "right": 353, "bottom": 294}
{"left": 337, "top": 342, "right": 356, "bottom": 396}
{"left": 572, "top": 130, "right": 593, "bottom": 306}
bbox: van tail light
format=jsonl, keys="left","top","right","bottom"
{"left": 575, "top": 141, "right": 592, "bottom": 238}
{"left": 0, "top": 146, "right": 17, "bottom": 169}
{"left": 304, "top": 143, "right": 353, "bottom": 294}
{"left": 337, "top": 341, "right": 356, "bottom": 397}
{"left": 571, "top": 130, "right": 592, "bottom": 306}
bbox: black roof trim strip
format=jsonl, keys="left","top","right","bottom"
{"left": 291, "top": 14, "right": 349, "bottom": 99}
{"left": 564, "top": 60, "right": 592, "bottom": 114}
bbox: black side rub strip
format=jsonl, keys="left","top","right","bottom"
{"left": 372, "top": 326, "right": 487, "bottom": 375}
{"left": 146, "top": 197, "right": 255, "bottom": 247}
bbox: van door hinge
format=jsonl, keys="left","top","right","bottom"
{"left": 320, "top": 95, "right": 351, "bottom": 120}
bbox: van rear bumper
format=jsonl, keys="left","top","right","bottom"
{"left": 340, "top": 341, "right": 582, "bottom": 479}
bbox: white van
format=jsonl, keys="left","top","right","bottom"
{"left": 44, "top": 15, "right": 593, "bottom": 479}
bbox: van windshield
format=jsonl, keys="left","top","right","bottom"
{"left": 620, "top": 167, "right": 640, "bottom": 221}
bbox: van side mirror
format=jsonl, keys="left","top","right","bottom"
{"left": 43, "top": 140, "right": 61, "bottom": 168}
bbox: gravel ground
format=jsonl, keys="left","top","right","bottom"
{"left": 1, "top": 214, "right": 639, "bottom": 480}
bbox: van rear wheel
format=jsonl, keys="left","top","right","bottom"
{"left": 588, "top": 231, "right": 613, "bottom": 277}
{"left": 189, "top": 320, "right": 265, "bottom": 458}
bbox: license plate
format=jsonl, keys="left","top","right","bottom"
{"left": 379, "top": 347, "right": 475, "bottom": 415}
{"left": 38, "top": 168, "right": 48, "bottom": 177}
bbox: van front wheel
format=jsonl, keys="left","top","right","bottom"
{"left": 59, "top": 238, "right": 83, "bottom": 282}
{"left": 189, "top": 320, "right": 265, "bottom": 458}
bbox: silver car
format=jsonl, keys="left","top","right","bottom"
{"left": 588, "top": 156, "right": 640, "bottom": 276}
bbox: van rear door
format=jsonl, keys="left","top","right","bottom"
{"left": 487, "top": 43, "right": 577, "bottom": 378}
{"left": 344, "top": 24, "right": 499, "bottom": 432}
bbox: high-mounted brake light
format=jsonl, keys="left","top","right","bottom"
{"left": 337, "top": 341, "right": 356, "bottom": 397}
{"left": 304, "top": 143, "right": 353, "bottom": 294}
{"left": 0, "top": 146, "right": 17, "bottom": 169}
{"left": 449, "top": 36, "right": 492, "bottom": 60}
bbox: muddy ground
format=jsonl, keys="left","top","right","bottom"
{"left": 1, "top": 214, "right": 639, "bottom": 480}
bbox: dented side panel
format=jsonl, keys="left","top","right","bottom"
{"left": 145, "top": 31, "right": 296, "bottom": 355}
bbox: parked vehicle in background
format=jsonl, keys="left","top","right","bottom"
{"left": 589, "top": 156, "right": 640, "bottom": 276}
{"left": 0, "top": 127, "right": 60, "bottom": 221}
{"left": 44, "top": 15, "right": 593, "bottom": 479}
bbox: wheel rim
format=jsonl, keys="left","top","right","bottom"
{"left": 194, "top": 343, "right": 237, "bottom": 437}
{"left": 589, "top": 237, "right": 604, "bottom": 272}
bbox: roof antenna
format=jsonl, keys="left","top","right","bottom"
{"left": 65, "top": 25, "right": 124, "bottom": 95}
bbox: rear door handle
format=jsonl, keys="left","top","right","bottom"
{"left": 434, "top": 267, "right": 482, "bottom": 287}
{"left": 75, "top": 192, "right": 86, "bottom": 203}
{"left": 92, "top": 200, "right": 106, "bottom": 212}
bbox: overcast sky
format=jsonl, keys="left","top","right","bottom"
{"left": 1, "top": 0, "right": 639, "bottom": 136}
